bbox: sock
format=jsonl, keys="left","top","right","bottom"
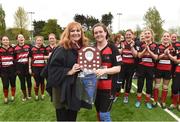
{"left": 34, "top": 86, "right": 39, "bottom": 96}
{"left": 153, "top": 88, "right": 159, "bottom": 102}
{"left": 11, "top": 87, "right": 16, "bottom": 97}
{"left": 178, "top": 94, "right": 180, "bottom": 105}
{"left": 172, "top": 94, "right": 178, "bottom": 106}
{"left": 161, "top": 89, "right": 168, "bottom": 103}
{"left": 137, "top": 95, "right": 142, "bottom": 102}
{"left": 4, "top": 89, "right": 8, "bottom": 98}
{"left": 124, "top": 92, "right": 129, "bottom": 97}
{"left": 40, "top": 83, "right": 45, "bottom": 95}
{"left": 145, "top": 95, "right": 150, "bottom": 103}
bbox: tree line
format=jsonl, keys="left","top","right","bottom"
{"left": 0, "top": 4, "right": 180, "bottom": 41}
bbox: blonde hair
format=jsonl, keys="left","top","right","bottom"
{"left": 59, "top": 22, "right": 89, "bottom": 49}
{"left": 161, "top": 31, "right": 170, "bottom": 42}
{"left": 35, "top": 36, "right": 44, "bottom": 42}
{"left": 143, "top": 28, "right": 155, "bottom": 42}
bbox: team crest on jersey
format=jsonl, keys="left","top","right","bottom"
{"left": 116, "top": 55, "right": 122, "bottom": 62}
{"left": 24, "top": 48, "right": 29, "bottom": 51}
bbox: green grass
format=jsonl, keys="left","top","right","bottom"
{"left": 0, "top": 78, "right": 179, "bottom": 121}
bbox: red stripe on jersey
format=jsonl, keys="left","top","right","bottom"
{"left": 97, "top": 80, "right": 112, "bottom": 90}
{"left": 101, "top": 47, "right": 112, "bottom": 54}
{"left": 101, "top": 62, "right": 112, "bottom": 68}
{"left": 122, "top": 58, "right": 134, "bottom": 64}
{"left": 0, "top": 47, "right": 14, "bottom": 67}
{"left": 175, "top": 66, "right": 180, "bottom": 73}
{"left": 139, "top": 62, "right": 154, "bottom": 67}
{"left": 156, "top": 64, "right": 172, "bottom": 71}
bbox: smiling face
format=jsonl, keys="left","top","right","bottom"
{"left": 125, "top": 30, "right": 133, "bottom": 42}
{"left": 93, "top": 26, "right": 107, "bottom": 43}
{"left": 69, "top": 27, "right": 82, "bottom": 44}
{"left": 17, "top": 34, "right": 25, "bottom": 45}
{"left": 171, "top": 33, "right": 177, "bottom": 43}
{"left": 48, "top": 34, "right": 56, "bottom": 45}
{"left": 144, "top": 30, "right": 153, "bottom": 42}
{"left": 1, "top": 36, "right": 10, "bottom": 47}
{"left": 162, "top": 32, "right": 170, "bottom": 45}
{"left": 35, "top": 36, "right": 43, "bottom": 47}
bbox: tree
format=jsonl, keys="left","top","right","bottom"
{"left": 0, "top": 4, "right": 6, "bottom": 36}
{"left": 41, "top": 19, "right": 62, "bottom": 40}
{"left": 73, "top": 14, "right": 99, "bottom": 30}
{"left": 14, "top": 6, "right": 28, "bottom": 32}
{"left": 85, "top": 15, "right": 99, "bottom": 30}
{"left": 101, "top": 12, "right": 113, "bottom": 28}
{"left": 144, "top": 7, "right": 164, "bottom": 42}
{"left": 33, "top": 20, "right": 46, "bottom": 36}
{"left": 6, "top": 28, "right": 29, "bottom": 41}
{"left": 74, "top": 14, "right": 86, "bottom": 25}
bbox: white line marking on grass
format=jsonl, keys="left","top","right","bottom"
{"left": 132, "top": 82, "right": 180, "bottom": 121}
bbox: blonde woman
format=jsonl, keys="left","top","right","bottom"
{"left": 153, "top": 32, "right": 175, "bottom": 108}
{"left": 135, "top": 28, "right": 158, "bottom": 109}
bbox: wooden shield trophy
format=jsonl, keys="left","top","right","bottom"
{"left": 77, "top": 46, "right": 101, "bottom": 104}
{"left": 78, "top": 46, "right": 101, "bottom": 71}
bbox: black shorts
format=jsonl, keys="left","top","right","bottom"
{"left": 16, "top": 63, "right": 29, "bottom": 75}
{"left": 95, "top": 89, "right": 113, "bottom": 112}
{"left": 32, "top": 67, "right": 44, "bottom": 76}
{"left": 155, "top": 69, "right": 172, "bottom": 80}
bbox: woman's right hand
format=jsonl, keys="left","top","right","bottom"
{"left": 67, "top": 63, "right": 81, "bottom": 75}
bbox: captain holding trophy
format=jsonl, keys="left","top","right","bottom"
{"left": 77, "top": 23, "right": 122, "bottom": 121}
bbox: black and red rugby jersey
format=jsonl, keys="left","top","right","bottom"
{"left": 45, "top": 45, "right": 56, "bottom": 55}
{"left": 138, "top": 42, "right": 158, "bottom": 67}
{"left": 120, "top": 41, "right": 136, "bottom": 64}
{"left": 97, "top": 43, "right": 121, "bottom": 90}
{"left": 14, "top": 44, "right": 31, "bottom": 64}
{"left": 0, "top": 46, "right": 15, "bottom": 67}
{"left": 29, "top": 46, "right": 47, "bottom": 67}
{"left": 156, "top": 44, "right": 174, "bottom": 71}
{"left": 174, "top": 42, "right": 180, "bottom": 73}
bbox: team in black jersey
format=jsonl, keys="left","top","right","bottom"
{"left": 0, "top": 26, "right": 180, "bottom": 118}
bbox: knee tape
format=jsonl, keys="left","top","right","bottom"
{"left": 99, "top": 112, "right": 111, "bottom": 121}
{"left": 163, "top": 85, "right": 168, "bottom": 90}
{"left": 154, "top": 83, "right": 160, "bottom": 89}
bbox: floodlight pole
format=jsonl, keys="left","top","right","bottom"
{"left": 27, "top": 12, "right": 35, "bottom": 42}
{"left": 117, "top": 13, "right": 122, "bottom": 32}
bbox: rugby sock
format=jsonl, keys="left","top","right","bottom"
{"left": 115, "top": 92, "right": 120, "bottom": 97}
{"left": 178, "top": 94, "right": 180, "bottom": 105}
{"left": 11, "top": 87, "right": 16, "bottom": 96}
{"left": 172, "top": 94, "right": 178, "bottom": 106}
{"left": 145, "top": 95, "right": 150, "bottom": 102}
{"left": 137, "top": 95, "right": 142, "bottom": 102}
{"left": 153, "top": 88, "right": 159, "bottom": 102}
{"left": 4, "top": 89, "right": 8, "bottom": 98}
{"left": 124, "top": 92, "right": 129, "bottom": 97}
{"left": 34, "top": 86, "right": 39, "bottom": 96}
{"left": 161, "top": 89, "right": 168, "bottom": 103}
{"left": 40, "top": 83, "right": 45, "bottom": 95}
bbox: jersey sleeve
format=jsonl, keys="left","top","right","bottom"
{"left": 110, "top": 44, "right": 122, "bottom": 66}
